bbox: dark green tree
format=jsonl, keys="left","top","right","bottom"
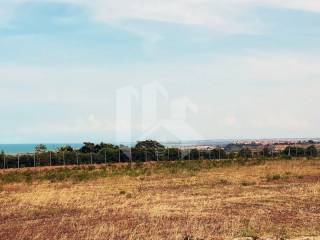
{"left": 306, "top": 145, "right": 318, "bottom": 157}
{"left": 238, "top": 147, "right": 252, "bottom": 159}
{"left": 262, "top": 146, "right": 273, "bottom": 157}
{"left": 282, "top": 146, "right": 305, "bottom": 157}
{"left": 97, "top": 143, "right": 118, "bottom": 152}
{"left": 35, "top": 144, "right": 47, "bottom": 153}
{"left": 79, "top": 142, "right": 96, "bottom": 153}
{"left": 135, "top": 140, "right": 165, "bottom": 150}
{"left": 211, "top": 148, "right": 227, "bottom": 159}
{"left": 58, "top": 145, "right": 74, "bottom": 152}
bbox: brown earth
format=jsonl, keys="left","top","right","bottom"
{"left": 0, "top": 159, "right": 320, "bottom": 240}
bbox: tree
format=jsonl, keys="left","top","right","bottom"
{"left": 97, "top": 143, "right": 118, "bottom": 153}
{"left": 306, "top": 145, "right": 318, "bottom": 157}
{"left": 211, "top": 148, "right": 227, "bottom": 159}
{"left": 132, "top": 140, "right": 165, "bottom": 162}
{"left": 135, "top": 140, "right": 165, "bottom": 150}
{"left": 238, "top": 147, "right": 252, "bottom": 159}
{"left": 282, "top": 146, "right": 292, "bottom": 158}
{"left": 58, "top": 145, "right": 74, "bottom": 152}
{"left": 79, "top": 142, "right": 96, "bottom": 153}
{"left": 0, "top": 150, "right": 4, "bottom": 168}
{"left": 282, "top": 146, "right": 305, "bottom": 157}
{"left": 262, "top": 146, "right": 273, "bottom": 157}
{"left": 35, "top": 144, "right": 47, "bottom": 153}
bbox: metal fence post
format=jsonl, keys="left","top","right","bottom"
{"left": 288, "top": 146, "right": 291, "bottom": 157}
{"left": 2, "top": 153, "right": 4, "bottom": 169}
{"left": 76, "top": 152, "right": 79, "bottom": 165}
{"left": 90, "top": 152, "right": 93, "bottom": 165}
{"left": 129, "top": 148, "right": 132, "bottom": 165}
{"left": 17, "top": 154, "right": 20, "bottom": 169}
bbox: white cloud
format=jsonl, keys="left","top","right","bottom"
{"left": 235, "top": 52, "right": 320, "bottom": 82}
{"left": 1, "top": 0, "right": 320, "bottom": 32}
{"left": 79, "top": 0, "right": 320, "bottom": 30}
{"left": 17, "top": 114, "right": 114, "bottom": 135}
{"left": 265, "top": 0, "right": 320, "bottom": 13}
{"left": 1, "top": 50, "right": 320, "bottom": 141}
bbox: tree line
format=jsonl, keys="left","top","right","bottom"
{"left": 0, "top": 140, "right": 318, "bottom": 169}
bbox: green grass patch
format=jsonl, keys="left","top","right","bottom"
{"left": 0, "top": 158, "right": 316, "bottom": 185}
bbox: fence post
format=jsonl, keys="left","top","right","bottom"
{"left": 34, "top": 153, "right": 36, "bottom": 167}
{"left": 17, "top": 154, "right": 20, "bottom": 169}
{"left": 76, "top": 152, "right": 79, "bottom": 165}
{"left": 219, "top": 148, "right": 221, "bottom": 160}
{"left": 288, "top": 146, "right": 291, "bottom": 157}
{"left": 130, "top": 148, "right": 132, "bottom": 165}
{"left": 167, "top": 148, "right": 170, "bottom": 161}
{"left": 90, "top": 152, "right": 93, "bottom": 165}
{"left": 118, "top": 148, "right": 120, "bottom": 163}
{"left": 49, "top": 152, "right": 52, "bottom": 166}
{"left": 63, "top": 152, "right": 65, "bottom": 166}
{"left": 2, "top": 153, "right": 5, "bottom": 169}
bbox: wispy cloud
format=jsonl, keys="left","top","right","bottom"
{"left": 2, "top": 0, "right": 320, "bottom": 33}
{"left": 1, "top": 50, "right": 320, "bottom": 141}
{"left": 1, "top": 0, "right": 320, "bottom": 141}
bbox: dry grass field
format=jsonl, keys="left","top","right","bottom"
{"left": 0, "top": 159, "right": 320, "bottom": 240}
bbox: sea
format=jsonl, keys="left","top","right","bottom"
{"left": 0, "top": 140, "right": 233, "bottom": 154}
{"left": 0, "top": 144, "right": 84, "bottom": 154}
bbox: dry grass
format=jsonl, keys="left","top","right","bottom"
{"left": 0, "top": 159, "right": 320, "bottom": 240}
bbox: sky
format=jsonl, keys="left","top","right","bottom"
{"left": 0, "top": 0, "right": 320, "bottom": 143}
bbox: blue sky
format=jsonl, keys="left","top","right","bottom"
{"left": 0, "top": 0, "right": 320, "bottom": 143}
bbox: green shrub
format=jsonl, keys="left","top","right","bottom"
{"left": 240, "top": 180, "right": 256, "bottom": 186}
{"left": 266, "top": 174, "right": 282, "bottom": 182}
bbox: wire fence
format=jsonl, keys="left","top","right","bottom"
{"left": 0, "top": 146, "right": 318, "bottom": 170}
